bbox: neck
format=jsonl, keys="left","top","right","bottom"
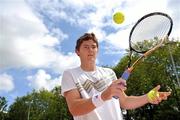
{"left": 80, "top": 62, "right": 96, "bottom": 71}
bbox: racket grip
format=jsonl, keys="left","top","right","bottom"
{"left": 121, "top": 69, "right": 131, "bottom": 80}
{"left": 113, "top": 69, "right": 131, "bottom": 99}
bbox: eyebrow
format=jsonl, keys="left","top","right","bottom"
{"left": 82, "top": 44, "right": 97, "bottom": 47}
{"left": 83, "top": 43, "right": 97, "bottom": 46}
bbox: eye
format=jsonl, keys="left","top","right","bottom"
{"left": 84, "top": 46, "right": 89, "bottom": 49}
{"left": 92, "top": 45, "right": 97, "bottom": 49}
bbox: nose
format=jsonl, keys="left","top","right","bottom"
{"left": 88, "top": 46, "right": 93, "bottom": 51}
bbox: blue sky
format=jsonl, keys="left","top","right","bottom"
{"left": 0, "top": 0, "right": 179, "bottom": 107}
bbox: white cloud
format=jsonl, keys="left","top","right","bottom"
{"left": 106, "top": 28, "right": 131, "bottom": 50}
{"left": 52, "top": 52, "right": 80, "bottom": 74}
{"left": 1, "top": 0, "right": 179, "bottom": 71}
{"left": 27, "top": 0, "right": 179, "bottom": 52}
{"left": 0, "top": 0, "right": 80, "bottom": 72}
{"left": 51, "top": 28, "right": 68, "bottom": 40}
{"left": 167, "top": 0, "right": 180, "bottom": 39}
{"left": 88, "top": 27, "right": 107, "bottom": 42}
{"left": 27, "top": 69, "right": 61, "bottom": 91}
{"left": 0, "top": 73, "right": 14, "bottom": 92}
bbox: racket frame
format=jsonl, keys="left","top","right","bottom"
{"left": 128, "top": 12, "right": 173, "bottom": 72}
{"left": 120, "top": 12, "right": 173, "bottom": 81}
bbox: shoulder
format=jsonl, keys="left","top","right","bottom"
{"left": 62, "top": 67, "right": 83, "bottom": 80}
{"left": 63, "top": 67, "right": 81, "bottom": 74}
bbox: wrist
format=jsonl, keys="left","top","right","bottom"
{"left": 101, "top": 92, "right": 107, "bottom": 101}
{"left": 145, "top": 94, "right": 150, "bottom": 103}
{"left": 92, "top": 93, "right": 105, "bottom": 108}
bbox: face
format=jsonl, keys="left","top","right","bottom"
{"left": 76, "top": 39, "right": 98, "bottom": 63}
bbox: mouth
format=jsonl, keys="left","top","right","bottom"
{"left": 88, "top": 54, "right": 94, "bottom": 57}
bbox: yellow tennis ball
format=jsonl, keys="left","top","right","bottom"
{"left": 113, "top": 12, "right": 125, "bottom": 24}
{"left": 147, "top": 89, "right": 159, "bottom": 102}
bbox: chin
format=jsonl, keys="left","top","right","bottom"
{"left": 88, "top": 59, "right": 96, "bottom": 63}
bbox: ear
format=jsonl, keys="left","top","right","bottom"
{"left": 75, "top": 49, "right": 80, "bottom": 56}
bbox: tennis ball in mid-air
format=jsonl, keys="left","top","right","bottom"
{"left": 113, "top": 12, "right": 125, "bottom": 24}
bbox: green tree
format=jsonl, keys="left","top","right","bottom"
{"left": 0, "top": 96, "right": 8, "bottom": 120}
{"left": 8, "top": 88, "right": 72, "bottom": 120}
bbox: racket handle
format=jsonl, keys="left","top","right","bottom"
{"left": 121, "top": 69, "right": 131, "bottom": 80}
{"left": 113, "top": 69, "right": 131, "bottom": 99}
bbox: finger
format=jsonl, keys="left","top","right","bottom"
{"left": 113, "top": 79, "right": 127, "bottom": 87}
{"left": 118, "top": 79, "right": 127, "bottom": 87}
{"left": 120, "top": 82, "right": 126, "bottom": 86}
{"left": 159, "top": 92, "right": 171, "bottom": 97}
{"left": 113, "top": 79, "right": 120, "bottom": 84}
{"left": 112, "top": 89, "right": 123, "bottom": 98}
{"left": 113, "top": 84, "right": 125, "bottom": 91}
{"left": 114, "top": 79, "right": 126, "bottom": 83}
{"left": 114, "top": 90, "right": 122, "bottom": 95}
{"left": 157, "top": 96, "right": 162, "bottom": 102}
{"left": 151, "top": 100, "right": 159, "bottom": 104}
{"left": 160, "top": 95, "right": 167, "bottom": 100}
{"left": 166, "top": 92, "right": 171, "bottom": 96}
{"left": 159, "top": 92, "right": 171, "bottom": 100}
{"left": 154, "top": 85, "right": 161, "bottom": 91}
{"left": 115, "top": 83, "right": 127, "bottom": 91}
{"left": 163, "top": 96, "right": 167, "bottom": 100}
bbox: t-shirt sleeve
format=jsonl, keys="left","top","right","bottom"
{"left": 101, "top": 67, "right": 117, "bottom": 86}
{"left": 61, "top": 70, "right": 77, "bottom": 96}
{"left": 105, "top": 67, "right": 117, "bottom": 80}
{"left": 111, "top": 69, "right": 118, "bottom": 80}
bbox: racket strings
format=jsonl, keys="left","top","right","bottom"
{"left": 156, "top": 18, "right": 171, "bottom": 46}
{"left": 157, "top": 17, "right": 170, "bottom": 38}
{"left": 130, "top": 14, "right": 172, "bottom": 52}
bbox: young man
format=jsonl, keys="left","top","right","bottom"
{"left": 61, "top": 33, "right": 171, "bottom": 120}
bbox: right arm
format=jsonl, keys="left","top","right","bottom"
{"left": 64, "top": 79, "right": 126, "bottom": 116}
{"left": 64, "top": 89, "right": 96, "bottom": 116}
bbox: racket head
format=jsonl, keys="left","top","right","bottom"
{"left": 129, "top": 12, "right": 173, "bottom": 53}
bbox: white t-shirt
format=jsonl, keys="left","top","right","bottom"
{"left": 61, "top": 66, "right": 123, "bottom": 120}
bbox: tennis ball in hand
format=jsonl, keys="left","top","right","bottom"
{"left": 113, "top": 12, "right": 125, "bottom": 24}
{"left": 147, "top": 89, "right": 160, "bottom": 102}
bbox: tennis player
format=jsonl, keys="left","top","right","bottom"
{"left": 61, "top": 32, "right": 171, "bottom": 120}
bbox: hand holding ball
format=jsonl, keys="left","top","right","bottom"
{"left": 113, "top": 12, "right": 125, "bottom": 24}
{"left": 147, "top": 89, "right": 160, "bottom": 102}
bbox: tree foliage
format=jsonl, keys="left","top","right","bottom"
{"left": 113, "top": 39, "right": 180, "bottom": 120}
{"left": 0, "top": 96, "right": 8, "bottom": 120}
{"left": 7, "top": 87, "right": 72, "bottom": 120}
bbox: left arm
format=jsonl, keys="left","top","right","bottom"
{"left": 119, "top": 91, "right": 148, "bottom": 109}
{"left": 119, "top": 85, "right": 171, "bottom": 110}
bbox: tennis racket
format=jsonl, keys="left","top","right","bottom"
{"left": 112, "top": 12, "right": 173, "bottom": 99}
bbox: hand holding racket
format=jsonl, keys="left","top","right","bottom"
{"left": 114, "top": 12, "right": 173, "bottom": 98}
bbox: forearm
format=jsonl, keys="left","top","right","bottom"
{"left": 67, "top": 97, "right": 96, "bottom": 116}
{"left": 121, "top": 94, "right": 149, "bottom": 109}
